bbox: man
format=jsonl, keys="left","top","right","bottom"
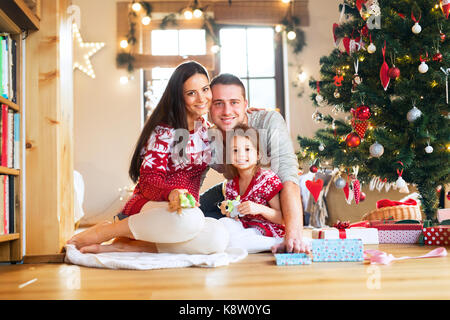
{"left": 200, "top": 73, "right": 309, "bottom": 254}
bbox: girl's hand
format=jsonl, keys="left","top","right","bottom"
{"left": 168, "top": 189, "right": 188, "bottom": 214}
{"left": 237, "top": 201, "right": 263, "bottom": 216}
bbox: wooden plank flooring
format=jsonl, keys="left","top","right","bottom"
{"left": 0, "top": 243, "right": 449, "bottom": 300}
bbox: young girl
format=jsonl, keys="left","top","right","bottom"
{"left": 220, "top": 124, "right": 285, "bottom": 238}
{"left": 68, "top": 61, "right": 228, "bottom": 254}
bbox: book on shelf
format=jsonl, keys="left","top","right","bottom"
{"left": 0, "top": 104, "right": 19, "bottom": 170}
{"left": 0, "top": 174, "right": 15, "bottom": 235}
{"left": 0, "top": 33, "right": 17, "bottom": 103}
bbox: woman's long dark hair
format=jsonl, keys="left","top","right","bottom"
{"left": 129, "top": 61, "right": 209, "bottom": 183}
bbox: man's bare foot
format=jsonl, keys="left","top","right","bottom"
{"left": 67, "top": 221, "right": 112, "bottom": 250}
{"left": 79, "top": 237, "right": 157, "bottom": 254}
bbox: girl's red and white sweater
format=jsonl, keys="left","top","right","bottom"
{"left": 122, "top": 120, "right": 211, "bottom": 216}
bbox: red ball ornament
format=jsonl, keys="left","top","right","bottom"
{"left": 440, "top": 32, "right": 446, "bottom": 42}
{"left": 355, "top": 105, "right": 371, "bottom": 120}
{"left": 345, "top": 132, "right": 361, "bottom": 148}
{"left": 309, "top": 165, "right": 319, "bottom": 173}
{"left": 388, "top": 66, "right": 400, "bottom": 79}
{"left": 433, "top": 52, "right": 443, "bottom": 62}
{"left": 359, "top": 192, "right": 366, "bottom": 202}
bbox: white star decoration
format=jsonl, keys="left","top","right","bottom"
{"left": 73, "top": 23, "right": 105, "bottom": 78}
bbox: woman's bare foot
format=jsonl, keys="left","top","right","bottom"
{"left": 67, "top": 221, "right": 113, "bottom": 249}
{"left": 79, "top": 237, "right": 157, "bottom": 254}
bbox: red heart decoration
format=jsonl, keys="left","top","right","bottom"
{"left": 306, "top": 179, "right": 324, "bottom": 202}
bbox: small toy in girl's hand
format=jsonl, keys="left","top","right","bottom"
{"left": 179, "top": 193, "right": 196, "bottom": 208}
{"left": 275, "top": 253, "right": 312, "bottom": 265}
{"left": 225, "top": 196, "right": 243, "bottom": 218}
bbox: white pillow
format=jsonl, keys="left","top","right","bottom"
{"left": 128, "top": 201, "right": 205, "bottom": 244}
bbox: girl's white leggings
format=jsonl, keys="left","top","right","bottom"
{"left": 127, "top": 201, "right": 229, "bottom": 254}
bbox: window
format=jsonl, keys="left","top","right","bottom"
{"left": 143, "top": 26, "right": 284, "bottom": 120}
{"left": 218, "top": 27, "right": 283, "bottom": 113}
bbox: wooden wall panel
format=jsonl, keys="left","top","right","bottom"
{"left": 25, "top": 0, "right": 73, "bottom": 256}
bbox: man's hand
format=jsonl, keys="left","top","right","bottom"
{"left": 271, "top": 229, "right": 311, "bottom": 254}
{"left": 247, "top": 107, "right": 266, "bottom": 113}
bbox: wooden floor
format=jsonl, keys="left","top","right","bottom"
{"left": 1, "top": 241, "right": 450, "bottom": 300}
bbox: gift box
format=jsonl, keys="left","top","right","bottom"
{"left": 423, "top": 226, "right": 450, "bottom": 246}
{"left": 437, "top": 208, "right": 450, "bottom": 223}
{"left": 312, "top": 222, "right": 379, "bottom": 244}
{"left": 371, "top": 223, "right": 423, "bottom": 244}
{"left": 312, "top": 239, "right": 364, "bottom": 262}
{"left": 274, "top": 253, "right": 312, "bottom": 265}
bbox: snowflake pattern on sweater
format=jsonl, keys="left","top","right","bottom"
{"left": 122, "top": 119, "right": 211, "bottom": 216}
{"left": 225, "top": 168, "right": 285, "bottom": 238}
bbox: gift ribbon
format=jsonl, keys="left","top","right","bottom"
{"left": 364, "top": 247, "right": 447, "bottom": 265}
{"left": 376, "top": 198, "right": 417, "bottom": 209}
{"left": 325, "top": 220, "right": 370, "bottom": 239}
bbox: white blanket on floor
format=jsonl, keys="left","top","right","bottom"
{"left": 64, "top": 218, "right": 309, "bottom": 270}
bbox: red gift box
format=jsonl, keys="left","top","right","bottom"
{"left": 423, "top": 226, "right": 450, "bottom": 246}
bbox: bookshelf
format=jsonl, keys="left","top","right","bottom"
{"left": 0, "top": 0, "right": 39, "bottom": 263}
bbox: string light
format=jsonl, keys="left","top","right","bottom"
{"left": 211, "top": 45, "right": 220, "bottom": 53}
{"left": 120, "top": 39, "right": 128, "bottom": 48}
{"left": 287, "top": 30, "right": 296, "bottom": 40}
{"left": 193, "top": 8, "right": 203, "bottom": 18}
{"left": 275, "top": 25, "right": 283, "bottom": 33}
{"left": 183, "top": 8, "right": 193, "bottom": 19}
{"left": 120, "top": 76, "right": 129, "bottom": 85}
{"left": 73, "top": 23, "right": 105, "bottom": 79}
{"left": 141, "top": 16, "right": 151, "bottom": 25}
{"left": 131, "top": 2, "right": 142, "bottom": 12}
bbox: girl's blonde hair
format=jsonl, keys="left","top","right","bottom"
{"left": 225, "top": 123, "right": 261, "bottom": 179}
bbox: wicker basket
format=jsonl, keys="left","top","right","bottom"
{"left": 362, "top": 205, "right": 423, "bottom": 221}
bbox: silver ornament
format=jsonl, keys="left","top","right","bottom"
{"left": 425, "top": 145, "right": 433, "bottom": 153}
{"left": 318, "top": 143, "right": 325, "bottom": 151}
{"left": 412, "top": 22, "right": 422, "bottom": 34}
{"left": 418, "top": 61, "right": 428, "bottom": 73}
{"left": 335, "top": 177, "right": 346, "bottom": 189}
{"left": 396, "top": 176, "right": 407, "bottom": 189}
{"left": 367, "top": 43, "right": 376, "bottom": 54}
{"left": 315, "top": 94, "right": 324, "bottom": 104}
{"left": 312, "top": 109, "right": 323, "bottom": 123}
{"left": 369, "top": 141, "right": 384, "bottom": 157}
{"left": 406, "top": 106, "right": 422, "bottom": 122}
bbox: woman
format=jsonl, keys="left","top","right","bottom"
{"left": 68, "top": 61, "right": 229, "bottom": 254}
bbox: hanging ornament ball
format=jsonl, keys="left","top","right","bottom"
{"left": 406, "top": 106, "right": 422, "bottom": 122}
{"left": 315, "top": 94, "right": 324, "bottom": 104}
{"left": 359, "top": 192, "right": 366, "bottom": 202}
{"left": 412, "top": 22, "right": 422, "bottom": 34}
{"left": 369, "top": 141, "right": 384, "bottom": 157}
{"left": 367, "top": 42, "right": 376, "bottom": 54}
{"left": 440, "top": 32, "right": 446, "bottom": 42}
{"left": 334, "top": 90, "right": 341, "bottom": 98}
{"left": 388, "top": 66, "right": 401, "bottom": 80}
{"left": 355, "top": 105, "right": 371, "bottom": 120}
{"left": 396, "top": 176, "right": 407, "bottom": 189}
{"left": 425, "top": 145, "right": 434, "bottom": 153}
{"left": 345, "top": 132, "right": 361, "bottom": 148}
{"left": 433, "top": 52, "right": 443, "bottom": 62}
{"left": 312, "top": 110, "right": 324, "bottom": 123}
{"left": 418, "top": 61, "right": 429, "bottom": 73}
{"left": 335, "top": 177, "right": 346, "bottom": 189}
{"left": 318, "top": 143, "right": 325, "bottom": 151}
{"left": 309, "top": 165, "right": 319, "bottom": 173}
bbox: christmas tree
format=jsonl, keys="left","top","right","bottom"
{"left": 297, "top": 0, "right": 450, "bottom": 220}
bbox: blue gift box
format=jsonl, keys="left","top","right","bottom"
{"left": 274, "top": 253, "right": 312, "bottom": 265}
{"left": 312, "top": 239, "right": 363, "bottom": 262}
